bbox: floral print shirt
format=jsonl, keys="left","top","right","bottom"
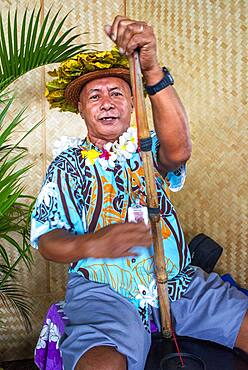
{"left": 31, "top": 131, "right": 195, "bottom": 331}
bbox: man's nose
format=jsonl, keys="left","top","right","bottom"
{"left": 100, "top": 96, "right": 114, "bottom": 110}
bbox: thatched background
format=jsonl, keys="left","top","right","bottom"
{"left": 0, "top": 0, "right": 247, "bottom": 361}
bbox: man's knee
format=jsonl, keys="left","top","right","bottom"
{"left": 75, "top": 345, "right": 127, "bottom": 370}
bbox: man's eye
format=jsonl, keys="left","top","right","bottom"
{"left": 89, "top": 95, "right": 100, "bottom": 100}
{"left": 111, "top": 91, "right": 122, "bottom": 97}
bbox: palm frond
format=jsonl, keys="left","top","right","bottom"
{"left": 0, "top": 245, "right": 11, "bottom": 268}
{"left": 0, "top": 280, "right": 32, "bottom": 331}
{"left": 0, "top": 95, "right": 37, "bottom": 300}
{"left": 0, "top": 7, "right": 89, "bottom": 92}
{"left": 0, "top": 6, "right": 92, "bottom": 333}
{"left": 0, "top": 78, "right": 39, "bottom": 333}
{"left": 0, "top": 79, "right": 12, "bottom": 102}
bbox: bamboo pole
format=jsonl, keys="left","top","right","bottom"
{"left": 129, "top": 51, "right": 171, "bottom": 337}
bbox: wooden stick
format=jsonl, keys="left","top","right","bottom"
{"left": 129, "top": 51, "right": 171, "bottom": 337}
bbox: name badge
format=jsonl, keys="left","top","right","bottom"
{"left": 128, "top": 201, "right": 149, "bottom": 225}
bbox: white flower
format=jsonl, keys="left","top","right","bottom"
{"left": 96, "top": 127, "right": 138, "bottom": 169}
{"left": 49, "top": 322, "right": 61, "bottom": 349}
{"left": 117, "top": 145, "right": 133, "bottom": 160}
{"left": 98, "top": 151, "right": 117, "bottom": 169}
{"left": 136, "top": 279, "right": 158, "bottom": 308}
{"left": 126, "top": 140, "right": 137, "bottom": 153}
{"left": 119, "top": 135, "right": 126, "bottom": 146}
{"left": 36, "top": 318, "right": 51, "bottom": 349}
{"left": 36, "top": 318, "right": 61, "bottom": 351}
{"left": 104, "top": 142, "right": 113, "bottom": 151}
{"left": 122, "top": 151, "right": 133, "bottom": 159}
{"left": 109, "top": 152, "right": 117, "bottom": 165}
{"left": 53, "top": 136, "right": 81, "bottom": 158}
{"left": 115, "top": 129, "right": 137, "bottom": 159}
{"left": 127, "top": 127, "right": 137, "bottom": 138}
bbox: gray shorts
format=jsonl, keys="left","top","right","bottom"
{"left": 60, "top": 273, "right": 151, "bottom": 370}
{"left": 60, "top": 267, "right": 248, "bottom": 370}
{"left": 171, "top": 267, "right": 248, "bottom": 348}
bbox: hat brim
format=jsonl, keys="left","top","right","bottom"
{"left": 64, "top": 68, "right": 131, "bottom": 110}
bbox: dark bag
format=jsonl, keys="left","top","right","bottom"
{"left": 188, "top": 233, "right": 223, "bottom": 273}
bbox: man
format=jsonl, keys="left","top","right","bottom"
{"left": 31, "top": 16, "right": 248, "bottom": 370}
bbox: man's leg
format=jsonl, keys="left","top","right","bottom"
{"left": 171, "top": 268, "right": 248, "bottom": 349}
{"left": 61, "top": 274, "right": 151, "bottom": 370}
{"left": 235, "top": 310, "right": 248, "bottom": 353}
{"left": 75, "top": 346, "right": 127, "bottom": 370}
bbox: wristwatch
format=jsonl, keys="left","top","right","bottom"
{"left": 145, "top": 67, "right": 174, "bottom": 96}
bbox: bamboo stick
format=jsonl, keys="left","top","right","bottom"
{"left": 129, "top": 51, "right": 171, "bottom": 337}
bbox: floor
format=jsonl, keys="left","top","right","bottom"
{"left": 0, "top": 359, "right": 37, "bottom": 370}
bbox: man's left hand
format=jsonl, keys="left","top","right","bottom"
{"left": 105, "top": 15, "right": 162, "bottom": 80}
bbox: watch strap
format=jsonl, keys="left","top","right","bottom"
{"left": 146, "top": 67, "right": 174, "bottom": 96}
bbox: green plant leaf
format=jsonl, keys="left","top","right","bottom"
{"left": 0, "top": 245, "right": 11, "bottom": 267}
{"left": 0, "top": 7, "right": 89, "bottom": 92}
{"left": 0, "top": 14, "right": 10, "bottom": 76}
{"left": 0, "top": 95, "right": 37, "bottom": 331}
{"left": 0, "top": 5, "right": 91, "bottom": 334}
{"left": 0, "top": 280, "right": 32, "bottom": 331}
{"left": 19, "top": 8, "right": 27, "bottom": 75}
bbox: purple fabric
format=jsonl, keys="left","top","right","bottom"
{"left": 34, "top": 302, "right": 69, "bottom": 370}
{"left": 150, "top": 320, "right": 158, "bottom": 333}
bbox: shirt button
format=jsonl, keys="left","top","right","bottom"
{"left": 131, "top": 258, "right": 136, "bottom": 263}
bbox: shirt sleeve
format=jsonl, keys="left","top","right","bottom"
{"left": 30, "top": 160, "right": 86, "bottom": 249}
{"left": 151, "top": 130, "right": 186, "bottom": 192}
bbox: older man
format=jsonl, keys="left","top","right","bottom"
{"left": 31, "top": 16, "right": 248, "bottom": 370}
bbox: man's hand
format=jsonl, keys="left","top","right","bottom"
{"left": 105, "top": 15, "right": 163, "bottom": 84}
{"left": 86, "top": 221, "right": 152, "bottom": 259}
{"left": 39, "top": 222, "right": 152, "bottom": 263}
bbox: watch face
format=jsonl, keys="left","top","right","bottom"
{"left": 167, "top": 74, "right": 174, "bottom": 83}
{"left": 162, "top": 67, "right": 169, "bottom": 73}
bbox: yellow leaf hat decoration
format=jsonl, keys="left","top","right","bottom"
{"left": 45, "top": 48, "right": 130, "bottom": 114}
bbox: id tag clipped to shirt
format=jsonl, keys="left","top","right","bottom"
{"left": 128, "top": 201, "right": 149, "bottom": 225}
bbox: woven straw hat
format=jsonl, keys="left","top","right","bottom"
{"left": 45, "top": 49, "right": 131, "bottom": 113}
{"left": 64, "top": 68, "right": 131, "bottom": 109}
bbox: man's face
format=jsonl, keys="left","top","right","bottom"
{"left": 78, "top": 77, "right": 133, "bottom": 143}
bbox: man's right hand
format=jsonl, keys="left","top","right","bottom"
{"left": 86, "top": 221, "right": 152, "bottom": 259}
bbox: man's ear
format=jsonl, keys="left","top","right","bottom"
{"left": 78, "top": 102, "right": 84, "bottom": 119}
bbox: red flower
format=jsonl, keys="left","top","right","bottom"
{"left": 99, "top": 149, "right": 111, "bottom": 160}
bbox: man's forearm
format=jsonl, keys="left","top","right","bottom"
{"left": 38, "top": 229, "right": 91, "bottom": 263}
{"left": 150, "top": 85, "right": 191, "bottom": 170}
{"left": 38, "top": 222, "right": 152, "bottom": 263}
{"left": 144, "top": 67, "right": 192, "bottom": 172}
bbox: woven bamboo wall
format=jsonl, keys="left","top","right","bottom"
{"left": 0, "top": 0, "right": 247, "bottom": 361}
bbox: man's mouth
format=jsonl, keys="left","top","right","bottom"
{"left": 99, "top": 116, "right": 119, "bottom": 122}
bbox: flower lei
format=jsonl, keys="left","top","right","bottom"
{"left": 81, "top": 127, "right": 138, "bottom": 169}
